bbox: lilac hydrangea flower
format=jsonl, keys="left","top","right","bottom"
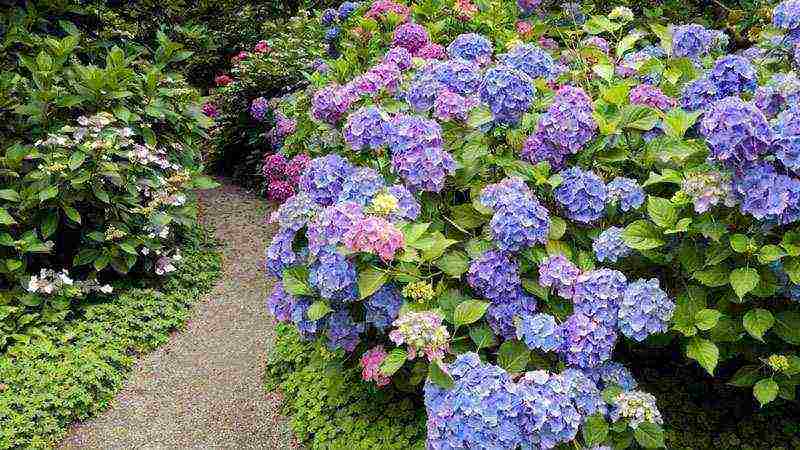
{"left": 416, "top": 43, "right": 447, "bottom": 59}
{"left": 299, "top": 154, "right": 354, "bottom": 206}
{"left": 321, "top": 8, "right": 337, "bottom": 25}
{"left": 419, "top": 59, "right": 483, "bottom": 96}
{"left": 629, "top": 84, "right": 676, "bottom": 111}
{"left": 343, "top": 215, "right": 405, "bottom": 261}
{"left": 364, "top": 283, "right": 403, "bottom": 331}
{"left": 754, "top": 73, "right": 800, "bottom": 117}
{"left": 586, "top": 361, "right": 638, "bottom": 391}
{"left": 326, "top": 309, "right": 364, "bottom": 352}
{"left": 391, "top": 146, "right": 456, "bottom": 193}
{"left": 680, "top": 77, "right": 720, "bottom": 112}
{"left": 517, "top": 370, "right": 582, "bottom": 449}
{"left": 425, "top": 353, "right": 522, "bottom": 450}
{"left": 307, "top": 201, "right": 363, "bottom": 259}
{"left": 350, "top": 62, "right": 403, "bottom": 96}
{"left": 517, "top": 313, "right": 563, "bottom": 352}
{"left": 593, "top": 227, "right": 632, "bottom": 263}
{"left": 517, "top": 0, "right": 542, "bottom": 15}
{"left": 447, "top": 33, "right": 493, "bottom": 64}
{"left": 606, "top": 177, "right": 645, "bottom": 212}
{"left": 338, "top": 1, "right": 359, "bottom": 20}
{"left": 337, "top": 168, "right": 386, "bottom": 205}
{"left": 681, "top": 171, "right": 736, "bottom": 213}
{"left": 555, "top": 167, "right": 607, "bottom": 223}
{"left": 311, "top": 85, "right": 354, "bottom": 124}
{"left": 387, "top": 184, "right": 421, "bottom": 221}
{"left": 672, "top": 24, "right": 716, "bottom": 58}
{"left": 573, "top": 268, "right": 628, "bottom": 325}
{"left": 386, "top": 113, "right": 443, "bottom": 154}
{"left": 521, "top": 133, "right": 568, "bottom": 171}
{"left": 392, "top": 22, "right": 430, "bottom": 54}
{"left": 479, "top": 177, "right": 551, "bottom": 252}
{"left": 776, "top": 105, "right": 800, "bottom": 171}
{"left": 406, "top": 79, "right": 445, "bottom": 112}
{"left": 497, "top": 44, "right": 557, "bottom": 80}
{"left": 266, "top": 228, "right": 299, "bottom": 277}
{"left": 434, "top": 90, "right": 477, "bottom": 121}
{"left": 774, "top": 0, "right": 800, "bottom": 31}
{"left": 486, "top": 289, "right": 538, "bottom": 339}
{"left": 309, "top": 250, "right": 358, "bottom": 302}
{"left": 618, "top": 278, "right": 675, "bottom": 341}
{"left": 732, "top": 162, "right": 800, "bottom": 223}
{"left": 538, "top": 254, "right": 581, "bottom": 299}
{"left": 250, "top": 97, "right": 269, "bottom": 121}
{"left": 468, "top": 250, "right": 521, "bottom": 301}
{"left": 384, "top": 46, "right": 412, "bottom": 70}
{"left": 267, "top": 282, "right": 295, "bottom": 322}
{"left": 700, "top": 96, "right": 774, "bottom": 167}
{"left": 479, "top": 65, "right": 536, "bottom": 124}
{"left": 269, "top": 192, "right": 318, "bottom": 231}
{"left": 343, "top": 106, "right": 390, "bottom": 151}
{"left": 559, "top": 312, "right": 618, "bottom": 368}
{"left": 709, "top": 55, "right": 757, "bottom": 97}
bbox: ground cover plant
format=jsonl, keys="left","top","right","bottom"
{"left": 262, "top": 0, "right": 800, "bottom": 448}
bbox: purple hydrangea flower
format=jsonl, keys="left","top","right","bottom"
{"left": 480, "top": 177, "right": 551, "bottom": 252}
{"left": 364, "top": 283, "right": 403, "bottom": 331}
{"left": 309, "top": 250, "right": 358, "bottom": 302}
{"left": 391, "top": 146, "right": 456, "bottom": 193}
{"left": 447, "top": 33, "right": 493, "bottom": 64}
{"left": 479, "top": 65, "right": 536, "bottom": 124}
{"left": 383, "top": 46, "right": 412, "bottom": 70}
{"left": 486, "top": 289, "right": 538, "bottom": 339}
{"left": 629, "top": 84, "right": 676, "bottom": 111}
{"left": 269, "top": 192, "right": 318, "bottom": 231}
{"left": 307, "top": 201, "right": 364, "bottom": 259}
{"left": 267, "top": 282, "right": 295, "bottom": 322}
{"left": 343, "top": 106, "right": 390, "bottom": 151}
{"left": 350, "top": 62, "right": 403, "bottom": 96}
{"left": 606, "top": 177, "right": 645, "bottom": 212}
{"left": 521, "top": 132, "right": 568, "bottom": 171}
{"left": 672, "top": 24, "right": 716, "bottom": 58}
{"left": 266, "top": 228, "right": 299, "bottom": 278}
{"left": 593, "top": 227, "right": 632, "bottom": 263}
{"left": 419, "top": 59, "right": 483, "bottom": 96}
{"left": 617, "top": 46, "right": 666, "bottom": 84}
{"left": 324, "top": 26, "right": 341, "bottom": 42}
{"left": 516, "top": 313, "right": 563, "bottom": 352}
{"left": 337, "top": 168, "right": 386, "bottom": 205}
{"left": 700, "top": 96, "right": 774, "bottom": 167}
{"left": 387, "top": 184, "right": 421, "bottom": 221}
{"left": 468, "top": 250, "right": 521, "bottom": 301}
{"left": 618, "top": 278, "right": 675, "bottom": 341}
{"left": 299, "top": 154, "right": 354, "bottom": 206}
{"left": 680, "top": 77, "right": 720, "bottom": 112}
{"left": 517, "top": 370, "right": 582, "bottom": 449}
{"left": 326, "top": 309, "right": 364, "bottom": 352}
{"left": 586, "top": 361, "right": 638, "bottom": 391}
{"left": 392, "top": 22, "right": 430, "bottom": 54}
{"left": 538, "top": 254, "right": 581, "bottom": 299}
{"left": 416, "top": 43, "right": 447, "bottom": 60}
{"left": 682, "top": 171, "right": 736, "bottom": 213}
{"left": 776, "top": 105, "right": 800, "bottom": 171}
{"left": 517, "top": 0, "right": 543, "bottom": 15}
{"left": 559, "top": 312, "right": 618, "bottom": 368}
{"left": 774, "top": 0, "right": 800, "bottom": 31}
{"left": 433, "top": 90, "right": 477, "bottom": 121}
{"left": 311, "top": 85, "right": 354, "bottom": 124}
{"left": 709, "top": 55, "right": 757, "bottom": 97}
{"left": 754, "top": 73, "right": 800, "bottom": 117}
{"left": 555, "top": 167, "right": 607, "bottom": 223}
{"left": 386, "top": 113, "right": 443, "bottom": 154}
{"left": 497, "top": 44, "right": 557, "bottom": 80}
{"left": 321, "top": 8, "right": 337, "bottom": 25}
{"left": 291, "top": 298, "right": 324, "bottom": 340}
{"left": 733, "top": 162, "right": 800, "bottom": 223}
{"left": 406, "top": 78, "right": 445, "bottom": 112}
{"left": 573, "top": 268, "right": 628, "bottom": 325}
{"left": 250, "top": 97, "right": 269, "bottom": 121}
{"left": 338, "top": 1, "right": 359, "bottom": 20}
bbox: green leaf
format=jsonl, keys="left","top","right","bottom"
{"left": 729, "top": 234, "right": 750, "bottom": 253}
{"left": 497, "top": 340, "right": 529, "bottom": 373}
{"left": 467, "top": 106, "right": 493, "bottom": 128}
{"left": 453, "top": 300, "right": 490, "bottom": 327}
{"left": 647, "top": 197, "right": 678, "bottom": 228}
{"left": 450, "top": 204, "right": 487, "bottom": 230}
{"left": 633, "top": 422, "right": 666, "bottom": 448}
{"left": 306, "top": 300, "right": 332, "bottom": 321}
{"left": 621, "top": 105, "right": 660, "bottom": 131}
{"left": 192, "top": 176, "right": 220, "bottom": 189}
{"left": 38, "top": 185, "right": 58, "bottom": 202}
{"left": 686, "top": 337, "right": 719, "bottom": 375}
{"left": 401, "top": 222, "right": 430, "bottom": 246}
{"left": 622, "top": 220, "right": 664, "bottom": 250}
{"left": 358, "top": 267, "right": 388, "bottom": 300}
{"left": 663, "top": 108, "right": 701, "bottom": 138}
{"left": 379, "top": 348, "right": 408, "bottom": 376}
{"left": 743, "top": 308, "right": 774, "bottom": 341}
{"left": 774, "top": 311, "right": 800, "bottom": 345}
{"left": 68, "top": 151, "right": 86, "bottom": 170}
{"left": 693, "top": 265, "right": 729, "bottom": 287}
{"left": 783, "top": 257, "right": 800, "bottom": 284}
{"left": 62, "top": 206, "right": 81, "bottom": 224}
{"left": 753, "top": 378, "right": 779, "bottom": 407}
{"left": 671, "top": 286, "right": 706, "bottom": 336}
{"left": 282, "top": 266, "right": 314, "bottom": 296}
{"left": 469, "top": 325, "right": 497, "bottom": 349}
{"left": 758, "top": 245, "right": 785, "bottom": 264}
{"left": 435, "top": 250, "right": 469, "bottom": 278}
{"left": 40, "top": 210, "right": 58, "bottom": 238}
{"left": 582, "top": 413, "right": 609, "bottom": 446}
{"left": 428, "top": 360, "right": 455, "bottom": 389}
{"left": 0, "top": 208, "right": 16, "bottom": 225}
{"left": 694, "top": 309, "right": 721, "bottom": 331}
{"left": 547, "top": 216, "right": 566, "bottom": 240}
{"left": 730, "top": 267, "right": 759, "bottom": 299}
{"left": 0, "top": 189, "right": 21, "bottom": 202}
{"left": 728, "top": 365, "right": 761, "bottom": 387}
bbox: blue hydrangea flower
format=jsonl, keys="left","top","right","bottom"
{"left": 776, "top": 105, "right": 800, "bottom": 172}
{"left": 337, "top": 168, "right": 386, "bottom": 205}
{"left": 618, "top": 278, "right": 675, "bottom": 341}
{"left": 593, "top": 227, "right": 632, "bottom": 263}
{"left": 468, "top": 250, "right": 521, "bottom": 301}
{"left": 480, "top": 178, "right": 551, "bottom": 252}
{"left": 309, "top": 250, "right": 358, "bottom": 302}
{"left": 671, "top": 24, "right": 716, "bottom": 58}
{"left": 479, "top": 65, "right": 536, "bottom": 124}
{"left": 487, "top": 289, "right": 538, "bottom": 339}
{"left": 447, "top": 33, "right": 494, "bottom": 64}
{"left": 299, "top": 155, "right": 354, "bottom": 206}
{"left": 384, "top": 46, "right": 412, "bottom": 71}
{"left": 700, "top": 96, "right": 774, "bottom": 167}
{"left": 680, "top": 77, "right": 720, "bottom": 112}
{"left": 420, "top": 59, "right": 483, "bottom": 96}
{"left": 269, "top": 192, "right": 318, "bottom": 231}
{"left": 406, "top": 78, "right": 445, "bottom": 112}
{"left": 307, "top": 202, "right": 363, "bottom": 260}
{"left": 732, "top": 162, "right": 800, "bottom": 223}
{"left": 521, "top": 133, "right": 568, "bottom": 171}
{"left": 559, "top": 312, "right": 618, "bottom": 368}
{"left": 586, "top": 361, "right": 638, "bottom": 391}
{"left": 266, "top": 228, "right": 299, "bottom": 278}
{"left": 250, "top": 97, "right": 269, "bottom": 121}
{"left": 343, "top": 106, "right": 390, "bottom": 151}
{"left": 326, "top": 309, "right": 364, "bottom": 352}
{"left": 562, "top": 368, "right": 606, "bottom": 417}
{"left": 291, "top": 297, "right": 324, "bottom": 340}
{"left": 754, "top": 73, "right": 800, "bottom": 118}
{"left": 517, "top": 370, "right": 582, "bottom": 449}
{"left": 774, "top": 0, "right": 800, "bottom": 31}
{"left": 386, "top": 113, "right": 444, "bottom": 155}
{"left": 524, "top": 86, "right": 597, "bottom": 165}
{"left": 387, "top": 184, "right": 421, "bottom": 221}
{"left": 538, "top": 254, "right": 581, "bottom": 299}
{"left": 324, "top": 26, "right": 341, "bottom": 42}
{"left": 267, "top": 282, "right": 295, "bottom": 322}
{"left": 338, "top": 1, "right": 359, "bottom": 20}
{"left": 321, "top": 8, "right": 337, "bottom": 25}
{"left": 391, "top": 146, "right": 456, "bottom": 193}
{"left": 555, "top": 167, "right": 607, "bottom": 223}
{"left": 497, "top": 43, "right": 557, "bottom": 80}
{"left": 516, "top": 313, "right": 563, "bottom": 352}
{"left": 606, "top": 177, "right": 645, "bottom": 212}
{"left": 709, "top": 55, "right": 757, "bottom": 97}
{"left": 364, "top": 283, "right": 403, "bottom": 331}
{"left": 573, "top": 268, "right": 628, "bottom": 325}
{"left": 425, "top": 353, "right": 523, "bottom": 450}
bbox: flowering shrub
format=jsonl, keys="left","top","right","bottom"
{"left": 260, "top": 0, "right": 800, "bottom": 448}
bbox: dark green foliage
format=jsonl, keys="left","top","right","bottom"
{"left": 265, "top": 323, "right": 428, "bottom": 450}
{"left": 0, "top": 228, "right": 222, "bottom": 449}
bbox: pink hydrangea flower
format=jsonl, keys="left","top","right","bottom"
{"left": 516, "top": 21, "right": 533, "bottom": 38}
{"left": 360, "top": 346, "right": 391, "bottom": 387}
{"left": 262, "top": 153, "right": 287, "bottom": 181}
{"left": 214, "top": 74, "right": 233, "bottom": 86}
{"left": 254, "top": 40, "right": 271, "bottom": 53}
{"left": 267, "top": 180, "right": 295, "bottom": 203}
{"left": 344, "top": 216, "right": 404, "bottom": 261}
{"left": 416, "top": 43, "right": 447, "bottom": 60}
{"left": 201, "top": 102, "right": 219, "bottom": 118}
{"left": 232, "top": 51, "right": 249, "bottom": 64}
{"left": 365, "top": 0, "right": 410, "bottom": 22}
{"left": 455, "top": 0, "right": 478, "bottom": 20}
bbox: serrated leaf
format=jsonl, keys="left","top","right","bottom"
{"left": 582, "top": 413, "right": 609, "bottom": 446}
{"left": 730, "top": 267, "right": 759, "bottom": 299}
{"left": 306, "top": 300, "right": 332, "bottom": 321}
{"left": 453, "top": 300, "right": 490, "bottom": 327}
{"left": 693, "top": 265, "right": 729, "bottom": 287}
{"left": 753, "top": 378, "right": 779, "bottom": 407}
{"left": 435, "top": 250, "right": 469, "bottom": 278}
{"left": 547, "top": 216, "right": 566, "bottom": 240}
{"left": 743, "top": 308, "right": 774, "bottom": 341}
{"left": 469, "top": 325, "right": 497, "bottom": 349}
{"left": 686, "top": 337, "right": 718, "bottom": 375}
{"left": 38, "top": 185, "right": 58, "bottom": 202}
{"left": 694, "top": 308, "right": 721, "bottom": 331}
{"left": 647, "top": 197, "right": 677, "bottom": 228}
{"left": 0, "top": 189, "right": 20, "bottom": 202}
{"left": 728, "top": 365, "right": 761, "bottom": 387}
{"left": 282, "top": 266, "right": 314, "bottom": 296}
{"left": 497, "top": 340, "right": 529, "bottom": 373}
{"left": 428, "top": 360, "right": 455, "bottom": 389}
{"left": 622, "top": 220, "right": 664, "bottom": 250}
{"left": 758, "top": 245, "right": 785, "bottom": 264}
{"left": 402, "top": 222, "right": 430, "bottom": 246}
{"left": 358, "top": 267, "right": 388, "bottom": 300}
{"left": 774, "top": 311, "right": 800, "bottom": 345}
{"left": 633, "top": 422, "right": 666, "bottom": 448}
{"left": 379, "top": 348, "right": 407, "bottom": 376}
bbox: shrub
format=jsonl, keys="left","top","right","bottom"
{"left": 264, "top": 0, "right": 800, "bottom": 448}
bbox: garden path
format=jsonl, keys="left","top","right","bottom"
{"left": 60, "top": 180, "right": 296, "bottom": 449}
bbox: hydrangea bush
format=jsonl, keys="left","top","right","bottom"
{"left": 263, "top": 0, "right": 800, "bottom": 448}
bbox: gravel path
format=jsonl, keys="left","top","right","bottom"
{"left": 60, "top": 181, "right": 295, "bottom": 450}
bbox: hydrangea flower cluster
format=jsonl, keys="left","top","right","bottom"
{"left": 573, "top": 269, "right": 628, "bottom": 325}
{"left": 671, "top": 24, "right": 717, "bottom": 58}
{"left": 732, "top": 162, "right": 800, "bottom": 223}
{"left": 389, "top": 311, "right": 450, "bottom": 361}
{"left": 446, "top": 33, "right": 493, "bottom": 65}
{"left": 267, "top": 282, "right": 295, "bottom": 322}
{"left": 392, "top": 22, "right": 430, "bottom": 54}
{"left": 365, "top": 0, "right": 410, "bottom": 22}
{"left": 266, "top": 228, "right": 299, "bottom": 277}
{"left": 387, "top": 114, "right": 443, "bottom": 154}
{"left": 680, "top": 78, "right": 720, "bottom": 112}
{"left": 774, "top": 0, "right": 800, "bottom": 31}
{"left": 343, "top": 215, "right": 404, "bottom": 261}
{"left": 681, "top": 171, "right": 736, "bottom": 213}
{"left": 391, "top": 145, "right": 456, "bottom": 193}
{"left": 383, "top": 46, "right": 412, "bottom": 70}
{"left": 538, "top": 254, "right": 581, "bottom": 299}
{"left": 610, "top": 391, "right": 663, "bottom": 429}
{"left": 753, "top": 73, "right": 800, "bottom": 117}
{"left": 309, "top": 250, "right": 358, "bottom": 302}
{"left": 250, "top": 97, "right": 269, "bottom": 121}
{"left": 433, "top": 90, "right": 478, "bottom": 122}
{"left": 327, "top": 309, "right": 364, "bottom": 351}
{"left": 311, "top": 85, "right": 354, "bottom": 124}
{"left": 497, "top": 43, "right": 557, "bottom": 80}
{"left": 516, "top": 313, "right": 562, "bottom": 352}
{"left": 776, "top": 104, "right": 800, "bottom": 172}
{"left": 606, "top": 177, "right": 645, "bottom": 212}
{"left": 709, "top": 55, "right": 758, "bottom": 97}
{"left": 559, "top": 312, "right": 618, "bottom": 368}
{"left": 516, "top": 370, "right": 584, "bottom": 448}
{"left": 307, "top": 201, "right": 364, "bottom": 259}
{"left": 417, "top": 43, "right": 447, "bottom": 59}
{"left": 480, "top": 177, "right": 551, "bottom": 252}
{"left": 586, "top": 361, "right": 638, "bottom": 391}
{"left": 269, "top": 192, "right": 318, "bottom": 231}
{"left": 555, "top": 167, "right": 607, "bottom": 223}
{"left": 479, "top": 65, "right": 536, "bottom": 124}
{"left": 360, "top": 346, "right": 391, "bottom": 386}
{"left": 299, "top": 154, "right": 354, "bottom": 206}
{"left": 700, "top": 96, "right": 774, "bottom": 167}
{"left": 364, "top": 284, "right": 403, "bottom": 331}
{"left": 618, "top": 278, "right": 675, "bottom": 341}
{"left": 629, "top": 84, "right": 676, "bottom": 110}
{"left": 387, "top": 184, "right": 421, "bottom": 221}
{"left": 593, "top": 227, "right": 632, "bottom": 263}
{"left": 337, "top": 167, "right": 385, "bottom": 205}
{"left": 467, "top": 250, "right": 521, "bottom": 301}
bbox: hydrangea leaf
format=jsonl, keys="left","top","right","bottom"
{"left": 753, "top": 378, "right": 779, "bottom": 407}
{"left": 622, "top": 220, "right": 664, "bottom": 250}
{"left": 694, "top": 308, "right": 721, "bottom": 331}
{"left": 774, "top": 311, "right": 800, "bottom": 345}
{"left": 434, "top": 250, "right": 469, "bottom": 278}
{"left": 728, "top": 365, "right": 761, "bottom": 387}
{"left": 743, "top": 308, "right": 774, "bottom": 341}
{"left": 358, "top": 267, "right": 388, "bottom": 300}
{"left": 306, "top": 301, "right": 332, "bottom": 321}
{"left": 428, "top": 360, "right": 454, "bottom": 390}
{"left": 453, "top": 299, "right": 489, "bottom": 327}
{"left": 757, "top": 245, "right": 785, "bottom": 264}
{"left": 621, "top": 105, "right": 659, "bottom": 131}
{"left": 633, "top": 422, "right": 666, "bottom": 449}
{"left": 582, "top": 413, "right": 609, "bottom": 446}
{"left": 379, "top": 348, "right": 407, "bottom": 377}
{"left": 449, "top": 204, "right": 487, "bottom": 230}
{"left": 686, "top": 336, "right": 718, "bottom": 375}
{"left": 282, "top": 266, "right": 314, "bottom": 296}
{"left": 497, "top": 340, "right": 529, "bottom": 373}
{"left": 729, "top": 267, "right": 759, "bottom": 299}
{"left": 468, "top": 324, "right": 496, "bottom": 349}
{"left": 646, "top": 197, "right": 677, "bottom": 228}
{"left": 693, "top": 265, "right": 729, "bottom": 288}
